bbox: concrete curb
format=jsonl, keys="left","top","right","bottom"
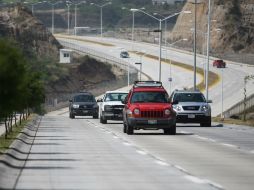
{"left": 0, "top": 116, "right": 41, "bottom": 189}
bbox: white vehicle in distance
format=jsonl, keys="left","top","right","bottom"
{"left": 97, "top": 91, "right": 128, "bottom": 124}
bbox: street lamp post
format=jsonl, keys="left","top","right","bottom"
{"left": 74, "top": 1, "right": 86, "bottom": 36}
{"left": 166, "top": 38, "right": 188, "bottom": 94}
{"left": 91, "top": 2, "right": 112, "bottom": 38}
{"left": 221, "top": 68, "right": 224, "bottom": 119}
{"left": 31, "top": 1, "right": 45, "bottom": 15}
{"left": 130, "top": 9, "right": 191, "bottom": 82}
{"left": 135, "top": 51, "right": 146, "bottom": 81}
{"left": 130, "top": 7, "right": 145, "bottom": 50}
{"left": 153, "top": 12, "right": 168, "bottom": 46}
{"left": 67, "top": 3, "right": 71, "bottom": 34}
{"left": 46, "top": 1, "right": 63, "bottom": 34}
{"left": 205, "top": 0, "right": 211, "bottom": 100}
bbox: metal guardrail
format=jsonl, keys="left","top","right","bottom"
{"left": 224, "top": 94, "right": 254, "bottom": 118}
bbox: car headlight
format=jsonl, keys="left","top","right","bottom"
{"left": 133, "top": 108, "right": 140, "bottom": 115}
{"left": 173, "top": 105, "right": 181, "bottom": 111}
{"left": 164, "top": 109, "right": 171, "bottom": 115}
{"left": 72, "top": 104, "right": 79, "bottom": 109}
{"left": 201, "top": 105, "right": 209, "bottom": 112}
{"left": 104, "top": 105, "right": 112, "bottom": 111}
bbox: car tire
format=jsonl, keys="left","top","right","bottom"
{"left": 200, "top": 118, "right": 211, "bottom": 127}
{"left": 126, "top": 123, "right": 133, "bottom": 135}
{"left": 164, "top": 125, "right": 176, "bottom": 135}
{"left": 123, "top": 122, "right": 127, "bottom": 133}
{"left": 69, "top": 112, "right": 75, "bottom": 119}
{"left": 100, "top": 115, "right": 107, "bottom": 124}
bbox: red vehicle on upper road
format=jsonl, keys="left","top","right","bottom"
{"left": 213, "top": 59, "right": 226, "bottom": 68}
{"left": 122, "top": 81, "right": 177, "bottom": 135}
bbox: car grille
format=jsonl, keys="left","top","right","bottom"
{"left": 79, "top": 105, "right": 93, "bottom": 109}
{"left": 141, "top": 110, "right": 164, "bottom": 118}
{"left": 182, "top": 106, "right": 200, "bottom": 111}
{"left": 112, "top": 105, "right": 124, "bottom": 109}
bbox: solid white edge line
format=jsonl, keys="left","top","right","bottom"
{"left": 136, "top": 150, "right": 148, "bottom": 155}
{"left": 221, "top": 143, "right": 238, "bottom": 148}
{"left": 155, "top": 160, "right": 169, "bottom": 166}
{"left": 184, "top": 175, "right": 206, "bottom": 184}
{"left": 174, "top": 165, "right": 188, "bottom": 173}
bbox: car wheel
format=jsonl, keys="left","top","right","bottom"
{"left": 123, "top": 122, "right": 127, "bottom": 133}
{"left": 163, "top": 129, "right": 170, "bottom": 135}
{"left": 200, "top": 120, "right": 211, "bottom": 127}
{"left": 126, "top": 122, "right": 133, "bottom": 135}
{"left": 100, "top": 115, "right": 107, "bottom": 124}
{"left": 164, "top": 125, "right": 176, "bottom": 135}
{"left": 69, "top": 112, "right": 75, "bottom": 119}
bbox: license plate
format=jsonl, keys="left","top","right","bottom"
{"left": 188, "top": 114, "right": 195, "bottom": 118}
{"left": 148, "top": 120, "right": 157, "bottom": 124}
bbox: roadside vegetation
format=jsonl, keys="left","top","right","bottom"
{"left": 0, "top": 38, "right": 45, "bottom": 138}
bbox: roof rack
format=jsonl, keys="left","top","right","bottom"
{"left": 133, "top": 81, "right": 163, "bottom": 88}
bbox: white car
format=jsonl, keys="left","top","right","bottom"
{"left": 97, "top": 91, "right": 128, "bottom": 124}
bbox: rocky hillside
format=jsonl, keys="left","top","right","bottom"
{"left": 171, "top": 0, "right": 254, "bottom": 57}
{"left": 0, "top": 4, "right": 132, "bottom": 107}
{"left": 0, "top": 4, "right": 61, "bottom": 59}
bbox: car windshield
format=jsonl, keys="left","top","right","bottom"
{"left": 131, "top": 92, "right": 168, "bottom": 103}
{"left": 173, "top": 93, "right": 205, "bottom": 102}
{"left": 73, "top": 95, "right": 95, "bottom": 102}
{"left": 105, "top": 93, "right": 128, "bottom": 102}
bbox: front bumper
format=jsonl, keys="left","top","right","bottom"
{"left": 71, "top": 108, "right": 98, "bottom": 116}
{"left": 103, "top": 111, "right": 123, "bottom": 120}
{"left": 176, "top": 113, "right": 210, "bottom": 123}
{"left": 127, "top": 117, "right": 176, "bottom": 130}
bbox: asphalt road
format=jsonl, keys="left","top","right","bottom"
{"left": 56, "top": 35, "right": 254, "bottom": 117}
{"left": 14, "top": 112, "right": 217, "bottom": 190}
{"left": 13, "top": 109, "right": 254, "bottom": 190}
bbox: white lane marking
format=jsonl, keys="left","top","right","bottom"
{"left": 155, "top": 160, "right": 169, "bottom": 166}
{"left": 195, "top": 135, "right": 209, "bottom": 141}
{"left": 136, "top": 150, "right": 148, "bottom": 155}
{"left": 174, "top": 165, "right": 188, "bottom": 173}
{"left": 208, "top": 139, "right": 217, "bottom": 142}
{"left": 123, "top": 142, "right": 132, "bottom": 146}
{"left": 94, "top": 125, "right": 98, "bottom": 128}
{"left": 113, "top": 136, "right": 119, "bottom": 139}
{"left": 221, "top": 143, "right": 238, "bottom": 148}
{"left": 203, "top": 179, "right": 224, "bottom": 189}
{"left": 184, "top": 175, "right": 206, "bottom": 184}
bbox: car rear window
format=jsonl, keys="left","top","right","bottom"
{"left": 74, "top": 95, "right": 95, "bottom": 102}
{"left": 131, "top": 92, "right": 168, "bottom": 103}
{"left": 173, "top": 93, "right": 205, "bottom": 102}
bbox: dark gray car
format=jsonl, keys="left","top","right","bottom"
{"left": 69, "top": 92, "right": 99, "bottom": 119}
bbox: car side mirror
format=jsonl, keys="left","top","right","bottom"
{"left": 97, "top": 98, "right": 103, "bottom": 102}
{"left": 121, "top": 97, "right": 128, "bottom": 104}
{"left": 207, "top": 100, "right": 212, "bottom": 103}
{"left": 172, "top": 100, "right": 179, "bottom": 105}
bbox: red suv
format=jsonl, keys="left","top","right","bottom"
{"left": 213, "top": 59, "right": 226, "bottom": 68}
{"left": 122, "top": 81, "right": 177, "bottom": 135}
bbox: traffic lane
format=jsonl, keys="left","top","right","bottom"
{"left": 88, "top": 119, "right": 254, "bottom": 190}
{"left": 15, "top": 115, "right": 217, "bottom": 190}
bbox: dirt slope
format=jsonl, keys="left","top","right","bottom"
{"left": 171, "top": 0, "right": 254, "bottom": 55}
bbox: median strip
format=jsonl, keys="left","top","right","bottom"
{"left": 130, "top": 51, "right": 220, "bottom": 92}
